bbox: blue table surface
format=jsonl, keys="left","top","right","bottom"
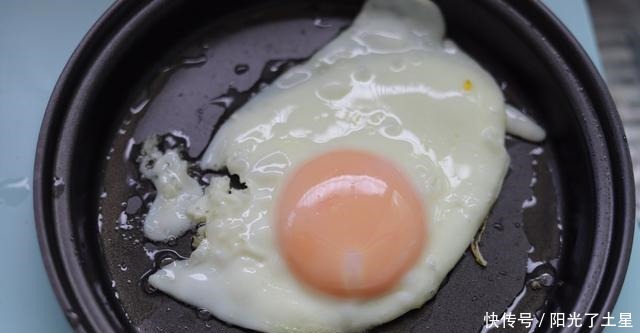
{"left": 0, "top": 1, "right": 635, "bottom": 332}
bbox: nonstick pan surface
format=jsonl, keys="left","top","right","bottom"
{"left": 34, "top": 0, "right": 634, "bottom": 332}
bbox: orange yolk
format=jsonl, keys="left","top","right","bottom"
{"left": 276, "top": 150, "right": 426, "bottom": 299}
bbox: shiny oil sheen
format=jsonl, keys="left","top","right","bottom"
{"left": 143, "top": 0, "right": 527, "bottom": 332}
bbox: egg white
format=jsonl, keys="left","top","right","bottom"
{"left": 139, "top": 0, "right": 544, "bottom": 332}
{"left": 139, "top": 138, "right": 203, "bottom": 242}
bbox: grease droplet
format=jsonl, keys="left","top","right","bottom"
{"left": 528, "top": 273, "right": 554, "bottom": 290}
{"left": 234, "top": 64, "right": 249, "bottom": 75}
{"left": 142, "top": 279, "right": 157, "bottom": 294}
{"left": 313, "top": 17, "right": 332, "bottom": 29}
{"left": 53, "top": 176, "right": 65, "bottom": 198}
{"left": 197, "top": 308, "right": 212, "bottom": 320}
{"left": 181, "top": 55, "right": 208, "bottom": 66}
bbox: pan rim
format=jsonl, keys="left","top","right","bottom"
{"left": 501, "top": 0, "right": 635, "bottom": 329}
{"left": 33, "top": 0, "right": 635, "bottom": 332}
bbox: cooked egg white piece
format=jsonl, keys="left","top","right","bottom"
{"left": 138, "top": 0, "right": 546, "bottom": 332}
{"left": 505, "top": 104, "right": 546, "bottom": 142}
{"left": 139, "top": 138, "right": 202, "bottom": 242}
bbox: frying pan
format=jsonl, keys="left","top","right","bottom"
{"left": 34, "top": 0, "right": 635, "bottom": 332}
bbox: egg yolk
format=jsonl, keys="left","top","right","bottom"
{"left": 276, "top": 150, "right": 426, "bottom": 298}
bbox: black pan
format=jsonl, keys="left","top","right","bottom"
{"left": 34, "top": 0, "right": 635, "bottom": 332}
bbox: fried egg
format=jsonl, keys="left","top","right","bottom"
{"left": 138, "top": 0, "right": 545, "bottom": 332}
